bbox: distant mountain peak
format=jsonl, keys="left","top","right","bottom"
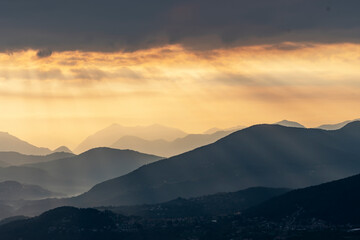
{"left": 53, "top": 146, "right": 73, "bottom": 154}
{"left": 275, "top": 120, "right": 305, "bottom": 128}
{"left": 0, "top": 132, "right": 51, "bottom": 155}
{"left": 74, "top": 123, "right": 187, "bottom": 154}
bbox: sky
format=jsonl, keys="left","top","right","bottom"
{"left": 1, "top": 0, "right": 360, "bottom": 149}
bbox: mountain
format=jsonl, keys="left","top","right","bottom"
{"left": 100, "top": 187, "right": 290, "bottom": 218}
{"left": 0, "top": 151, "right": 74, "bottom": 166}
{"left": 53, "top": 146, "right": 73, "bottom": 154}
{"left": 67, "top": 121, "right": 360, "bottom": 207}
{"left": 0, "top": 181, "right": 61, "bottom": 201}
{"left": 0, "top": 207, "right": 126, "bottom": 240}
{"left": 203, "top": 125, "right": 245, "bottom": 135}
{"left": 74, "top": 124, "right": 187, "bottom": 154}
{"left": 0, "top": 132, "right": 51, "bottom": 155}
{"left": 0, "top": 148, "right": 161, "bottom": 195}
{"left": 318, "top": 118, "right": 360, "bottom": 130}
{"left": 245, "top": 173, "right": 360, "bottom": 225}
{"left": 111, "top": 130, "right": 232, "bottom": 157}
{"left": 275, "top": 120, "right": 305, "bottom": 128}
{"left": 0, "top": 188, "right": 289, "bottom": 239}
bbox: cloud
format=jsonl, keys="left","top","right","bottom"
{"left": 0, "top": 68, "right": 66, "bottom": 81}
{"left": 264, "top": 42, "right": 315, "bottom": 51}
{"left": 36, "top": 49, "right": 52, "bottom": 58}
{"left": 0, "top": 0, "right": 359, "bottom": 52}
{"left": 70, "top": 67, "right": 143, "bottom": 81}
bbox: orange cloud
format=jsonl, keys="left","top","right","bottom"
{"left": 1, "top": 43, "right": 360, "bottom": 148}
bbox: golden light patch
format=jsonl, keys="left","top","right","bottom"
{"left": 0, "top": 43, "right": 360, "bottom": 149}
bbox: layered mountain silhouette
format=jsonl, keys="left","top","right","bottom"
{"left": 317, "top": 118, "right": 360, "bottom": 130}
{"left": 203, "top": 125, "right": 245, "bottom": 134}
{"left": 111, "top": 131, "right": 232, "bottom": 157}
{"left": 245, "top": 173, "right": 360, "bottom": 224}
{"left": 0, "top": 132, "right": 52, "bottom": 155}
{"left": 0, "top": 151, "right": 74, "bottom": 166}
{"left": 67, "top": 122, "right": 360, "bottom": 207}
{"left": 275, "top": 120, "right": 305, "bottom": 128}
{"left": 0, "top": 207, "right": 124, "bottom": 240}
{"left": 74, "top": 124, "right": 187, "bottom": 154}
{"left": 0, "top": 187, "right": 289, "bottom": 238}
{"left": 0, "top": 181, "right": 61, "bottom": 201}
{"left": 0, "top": 148, "right": 162, "bottom": 195}
{"left": 101, "top": 187, "right": 289, "bottom": 218}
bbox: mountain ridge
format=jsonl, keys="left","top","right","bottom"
{"left": 69, "top": 121, "right": 360, "bottom": 207}
{"left": 74, "top": 124, "right": 187, "bottom": 154}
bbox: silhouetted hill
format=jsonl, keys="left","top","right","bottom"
{"left": 72, "top": 121, "right": 360, "bottom": 207}
{"left": 275, "top": 120, "right": 305, "bottom": 128}
{"left": 245, "top": 173, "right": 360, "bottom": 224}
{"left": 0, "top": 207, "right": 126, "bottom": 240}
{"left": 0, "top": 132, "right": 51, "bottom": 155}
{"left": 0, "top": 151, "right": 74, "bottom": 166}
{"left": 0, "top": 216, "right": 29, "bottom": 226}
{"left": 100, "top": 187, "right": 289, "bottom": 218}
{"left": 0, "top": 181, "right": 61, "bottom": 201}
{"left": 75, "top": 124, "right": 187, "bottom": 154}
{"left": 53, "top": 146, "right": 73, "bottom": 154}
{"left": 111, "top": 131, "right": 232, "bottom": 157}
{"left": 26, "top": 148, "right": 162, "bottom": 194}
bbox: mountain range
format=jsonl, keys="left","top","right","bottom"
{"left": 0, "top": 148, "right": 162, "bottom": 195}
{"left": 99, "top": 187, "right": 290, "bottom": 218}
{"left": 245, "top": 172, "right": 360, "bottom": 224}
{"left": 0, "top": 181, "right": 61, "bottom": 201}
{"left": 0, "top": 152, "right": 74, "bottom": 166}
{"left": 111, "top": 130, "right": 232, "bottom": 157}
{"left": 317, "top": 118, "right": 360, "bottom": 130}
{"left": 3, "top": 172, "right": 360, "bottom": 239}
{"left": 71, "top": 121, "right": 360, "bottom": 207}
{"left": 74, "top": 124, "right": 188, "bottom": 154}
{"left": 12, "top": 121, "right": 360, "bottom": 219}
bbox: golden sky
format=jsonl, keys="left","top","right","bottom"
{"left": 1, "top": 43, "right": 360, "bottom": 149}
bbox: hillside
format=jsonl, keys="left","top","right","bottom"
{"left": 0, "top": 181, "right": 61, "bottom": 201}
{"left": 25, "top": 148, "right": 162, "bottom": 194}
{"left": 0, "top": 152, "right": 74, "bottom": 166}
{"left": 100, "top": 187, "right": 290, "bottom": 218}
{"left": 245, "top": 173, "right": 360, "bottom": 224}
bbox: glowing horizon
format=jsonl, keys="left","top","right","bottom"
{"left": 1, "top": 43, "right": 360, "bottom": 149}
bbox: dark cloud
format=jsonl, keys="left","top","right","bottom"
{"left": 265, "top": 43, "right": 315, "bottom": 51}
{"left": 0, "top": 0, "right": 359, "bottom": 52}
{"left": 36, "top": 49, "right": 53, "bottom": 58}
